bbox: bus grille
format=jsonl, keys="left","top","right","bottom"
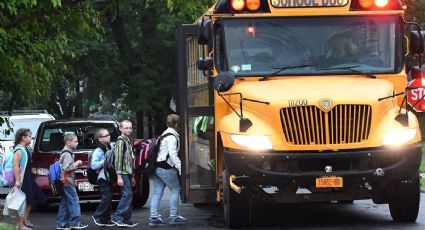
{"left": 280, "top": 105, "right": 372, "bottom": 145}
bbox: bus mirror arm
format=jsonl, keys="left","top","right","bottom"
{"left": 217, "top": 90, "right": 269, "bottom": 132}
{"left": 378, "top": 86, "right": 420, "bottom": 127}
{"left": 217, "top": 92, "right": 252, "bottom": 132}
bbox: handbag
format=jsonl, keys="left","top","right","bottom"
{"left": 3, "top": 186, "right": 27, "bottom": 218}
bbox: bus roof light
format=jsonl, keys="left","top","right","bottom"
{"left": 350, "top": 0, "right": 402, "bottom": 10}
{"left": 359, "top": 0, "right": 374, "bottom": 8}
{"left": 231, "top": 0, "right": 245, "bottom": 11}
{"left": 375, "top": 0, "right": 389, "bottom": 7}
{"left": 246, "top": 0, "right": 261, "bottom": 11}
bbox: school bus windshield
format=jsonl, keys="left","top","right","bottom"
{"left": 222, "top": 16, "right": 402, "bottom": 76}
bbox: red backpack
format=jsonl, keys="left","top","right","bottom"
{"left": 133, "top": 133, "right": 176, "bottom": 175}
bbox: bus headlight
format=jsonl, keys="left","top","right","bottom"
{"left": 382, "top": 128, "right": 417, "bottom": 146}
{"left": 230, "top": 134, "right": 272, "bottom": 150}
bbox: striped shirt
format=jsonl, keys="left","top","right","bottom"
{"left": 114, "top": 136, "right": 134, "bottom": 175}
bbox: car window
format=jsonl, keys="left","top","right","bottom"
{"left": 0, "top": 117, "right": 53, "bottom": 140}
{"left": 39, "top": 123, "right": 120, "bottom": 151}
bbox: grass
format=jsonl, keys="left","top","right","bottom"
{"left": 0, "top": 224, "right": 14, "bottom": 230}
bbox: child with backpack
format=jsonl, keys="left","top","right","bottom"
{"left": 56, "top": 133, "right": 88, "bottom": 230}
{"left": 12, "top": 128, "right": 46, "bottom": 230}
{"left": 90, "top": 128, "right": 115, "bottom": 227}
{"left": 112, "top": 120, "right": 138, "bottom": 228}
{"left": 149, "top": 114, "right": 187, "bottom": 226}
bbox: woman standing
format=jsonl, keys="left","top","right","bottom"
{"left": 13, "top": 128, "right": 46, "bottom": 229}
{"left": 149, "top": 114, "right": 187, "bottom": 226}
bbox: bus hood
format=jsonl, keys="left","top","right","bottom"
{"left": 231, "top": 77, "right": 394, "bottom": 104}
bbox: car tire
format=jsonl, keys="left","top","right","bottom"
{"left": 389, "top": 175, "right": 420, "bottom": 222}
{"left": 133, "top": 174, "right": 150, "bottom": 208}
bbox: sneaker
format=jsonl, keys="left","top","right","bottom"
{"left": 92, "top": 216, "right": 115, "bottom": 227}
{"left": 111, "top": 217, "right": 128, "bottom": 227}
{"left": 56, "top": 226, "right": 70, "bottom": 230}
{"left": 101, "top": 219, "right": 115, "bottom": 227}
{"left": 148, "top": 217, "right": 166, "bottom": 227}
{"left": 168, "top": 215, "right": 187, "bottom": 225}
{"left": 69, "top": 222, "right": 88, "bottom": 229}
{"left": 124, "top": 220, "right": 138, "bottom": 228}
{"left": 92, "top": 216, "right": 104, "bottom": 227}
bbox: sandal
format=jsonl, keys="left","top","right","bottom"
{"left": 24, "top": 219, "right": 34, "bottom": 228}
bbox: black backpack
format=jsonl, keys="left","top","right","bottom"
{"left": 133, "top": 133, "right": 177, "bottom": 175}
{"left": 104, "top": 138, "right": 126, "bottom": 183}
{"left": 87, "top": 148, "right": 100, "bottom": 185}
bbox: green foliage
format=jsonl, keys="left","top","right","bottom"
{"left": 403, "top": 0, "right": 425, "bottom": 26}
{"left": 0, "top": 0, "right": 101, "bottom": 117}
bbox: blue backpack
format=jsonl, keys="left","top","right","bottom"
{"left": 48, "top": 150, "right": 72, "bottom": 196}
{"left": 49, "top": 161, "right": 61, "bottom": 182}
{"left": 2, "top": 145, "right": 28, "bottom": 187}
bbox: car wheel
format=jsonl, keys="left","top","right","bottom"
{"left": 133, "top": 174, "right": 150, "bottom": 208}
{"left": 389, "top": 175, "right": 420, "bottom": 222}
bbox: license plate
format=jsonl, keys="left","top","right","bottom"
{"left": 77, "top": 181, "right": 95, "bottom": 192}
{"left": 316, "top": 176, "right": 343, "bottom": 188}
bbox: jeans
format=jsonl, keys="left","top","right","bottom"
{"left": 113, "top": 174, "right": 133, "bottom": 221}
{"left": 93, "top": 179, "right": 112, "bottom": 221}
{"left": 150, "top": 167, "right": 181, "bottom": 218}
{"left": 56, "top": 186, "right": 81, "bottom": 227}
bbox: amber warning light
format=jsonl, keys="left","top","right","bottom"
{"left": 231, "top": 0, "right": 262, "bottom": 11}
{"left": 351, "top": 0, "right": 402, "bottom": 10}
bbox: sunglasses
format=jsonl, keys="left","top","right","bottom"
{"left": 101, "top": 134, "right": 110, "bottom": 138}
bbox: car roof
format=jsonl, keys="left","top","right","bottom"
{"left": 41, "top": 118, "right": 119, "bottom": 126}
{"left": 0, "top": 110, "right": 55, "bottom": 120}
{"left": 6, "top": 114, "right": 55, "bottom": 120}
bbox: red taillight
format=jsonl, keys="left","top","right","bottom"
{"left": 231, "top": 0, "right": 245, "bottom": 11}
{"left": 246, "top": 0, "right": 261, "bottom": 11}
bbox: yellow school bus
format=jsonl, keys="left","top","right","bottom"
{"left": 175, "top": 0, "right": 424, "bottom": 227}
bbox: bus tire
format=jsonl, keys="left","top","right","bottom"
{"left": 389, "top": 175, "right": 420, "bottom": 222}
{"left": 133, "top": 174, "right": 150, "bottom": 208}
{"left": 222, "top": 169, "right": 249, "bottom": 228}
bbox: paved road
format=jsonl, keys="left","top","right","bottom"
{"left": 1, "top": 184, "right": 425, "bottom": 229}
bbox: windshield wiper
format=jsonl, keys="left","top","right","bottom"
{"left": 259, "top": 64, "right": 315, "bottom": 81}
{"left": 319, "top": 66, "right": 376, "bottom": 79}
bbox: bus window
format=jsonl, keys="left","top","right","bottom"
{"left": 223, "top": 16, "right": 402, "bottom": 76}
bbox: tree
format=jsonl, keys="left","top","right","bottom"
{"left": 0, "top": 0, "right": 101, "bottom": 120}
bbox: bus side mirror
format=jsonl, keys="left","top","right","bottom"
{"left": 198, "top": 19, "right": 212, "bottom": 46}
{"left": 409, "top": 31, "right": 425, "bottom": 55}
{"left": 213, "top": 72, "right": 235, "bottom": 92}
{"left": 197, "top": 57, "right": 214, "bottom": 71}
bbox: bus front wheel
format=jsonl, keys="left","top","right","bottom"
{"left": 222, "top": 169, "right": 249, "bottom": 228}
{"left": 388, "top": 175, "right": 420, "bottom": 222}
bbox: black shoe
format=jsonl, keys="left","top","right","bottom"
{"left": 101, "top": 219, "right": 115, "bottom": 227}
{"left": 124, "top": 220, "right": 138, "bottom": 228}
{"left": 92, "top": 216, "right": 104, "bottom": 227}
{"left": 111, "top": 217, "right": 127, "bottom": 227}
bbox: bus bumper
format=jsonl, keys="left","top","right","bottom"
{"left": 223, "top": 144, "right": 421, "bottom": 202}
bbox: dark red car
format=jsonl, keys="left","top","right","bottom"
{"left": 31, "top": 118, "right": 149, "bottom": 207}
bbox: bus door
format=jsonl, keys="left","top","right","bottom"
{"left": 175, "top": 25, "right": 216, "bottom": 204}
